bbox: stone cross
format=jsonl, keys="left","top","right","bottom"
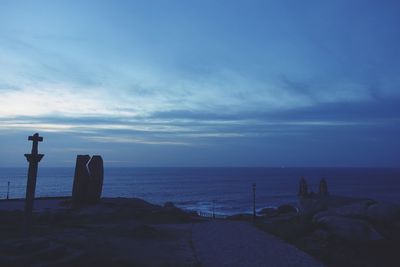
{"left": 24, "top": 133, "right": 44, "bottom": 236}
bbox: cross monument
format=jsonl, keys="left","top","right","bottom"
{"left": 24, "top": 133, "right": 44, "bottom": 236}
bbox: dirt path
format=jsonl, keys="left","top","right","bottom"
{"left": 192, "top": 221, "right": 324, "bottom": 267}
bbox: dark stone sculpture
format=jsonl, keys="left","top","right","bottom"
{"left": 72, "top": 155, "right": 104, "bottom": 206}
{"left": 319, "top": 178, "right": 328, "bottom": 196}
{"left": 72, "top": 155, "right": 91, "bottom": 205}
{"left": 298, "top": 176, "right": 308, "bottom": 198}
{"left": 87, "top": 155, "right": 104, "bottom": 203}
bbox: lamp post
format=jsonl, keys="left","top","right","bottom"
{"left": 7, "top": 181, "right": 10, "bottom": 200}
{"left": 252, "top": 183, "right": 256, "bottom": 223}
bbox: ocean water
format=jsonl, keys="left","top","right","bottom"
{"left": 0, "top": 167, "right": 399, "bottom": 215}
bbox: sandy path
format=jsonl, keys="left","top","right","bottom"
{"left": 192, "top": 221, "right": 324, "bottom": 267}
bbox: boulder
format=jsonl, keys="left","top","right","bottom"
{"left": 299, "top": 198, "right": 327, "bottom": 218}
{"left": 367, "top": 202, "right": 400, "bottom": 223}
{"left": 313, "top": 215, "right": 382, "bottom": 241}
{"left": 322, "top": 200, "right": 376, "bottom": 220}
{"left": 258, "top": 207, "right": 278, "bottom": 217}
{"left": 163, "top": 202, "right": 177, "bottom": 210}
{"left": 277, "top": 204, "right": 297, "bottom": 214}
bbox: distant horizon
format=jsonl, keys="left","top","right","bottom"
{"left": 1, "top": 165, "right": 399, "bottom": 169}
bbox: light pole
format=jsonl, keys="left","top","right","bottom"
{"left": 7, "top": 181, "right": 10, "bottom": 200}
{"left": 252, "top": 183, "right": 256, "bottom": 222}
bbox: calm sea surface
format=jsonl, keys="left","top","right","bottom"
{"left": 0, "top": 167, "right": 399, "bottom": 215}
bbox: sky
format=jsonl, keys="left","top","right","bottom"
{"left": 0, "top": 0, "right": 400, "bottom": 167}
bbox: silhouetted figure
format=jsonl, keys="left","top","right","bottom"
{"left": 319, "top": 178, "right": 328, "bottom": 196}
{"left": 24, "top": 133, "right": 44, "bottom": 236}
{"left": 298, "top": 176, "right": 308, "bottom": 198}
{"left": 72, "top": 155, "right": 104, "bottom": 206}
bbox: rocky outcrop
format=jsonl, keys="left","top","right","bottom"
{"left": 313, "top": 214, "right": 382, "bottom": 241}
{"left": 278, "top": 204, "right": 297, "bottom": 214}
{"left": 367, "top": 202, "right": 400, "bottom": 223}
{"left": 299, "top": 194, "right": 400, "bottom": 242}
{"left": 258, "top": 207, "right": 278, "bottom": 217}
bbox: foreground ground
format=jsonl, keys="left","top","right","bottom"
{"left": 0, "top": 198, "right": 322, "bottom": 267}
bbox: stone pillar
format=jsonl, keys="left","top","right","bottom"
{"left": 319, "top": 178, "right": 328, "bottom": 196}
{"left": 88, "top": 155, "right": 104, "bottom": 203}
{"left": 72, "top": 155, "right": 91, "bottom": 206}
{"left": 72, "top": 155, "right": 104, "bottom": 205}
{"left": 298, "top": 176, "right": 308, "bottom": 198}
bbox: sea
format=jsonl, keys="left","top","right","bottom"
{"left": 0, "top": 167, "right": 399, "bottom": 215}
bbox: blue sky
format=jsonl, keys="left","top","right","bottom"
{"left": 1, "top": 0, "right": 400, "bottom": 167}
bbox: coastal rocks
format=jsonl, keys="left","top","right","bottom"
{"left": 313, "top": 215, "right": 383, "bottom": 241}
{"left": 72, "top": 155, "right": 104, "bottom": 206}
{"left": 258, "top": 205, "right": 297, "bottom": 218}
{"left": 278, "top": 204, "right": 297, "bottom": 214}
{"left": 367, "top": 202, "right": 400, "bottom": 223}
{"left": 258, "top": 207, "right": 278, "bottom": 217}
{"left": 315, "top": 199, "right": 376, "bottom": 220}
{"left": 305, "top": 196, "right": 400, "bottom": 242}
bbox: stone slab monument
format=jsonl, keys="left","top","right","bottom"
{"left": 72, "top": 155, "right": 91, "bottom": 205}
{"left": 87, "top": 156, "right": 104, "bottom": 203}
{"left": 72, "top": 155, "right": 104, "bottom": 206}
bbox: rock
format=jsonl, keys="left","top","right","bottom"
{"left": 334, "top": 200, "right": 375, "bottom": 219}
{"left": 311, "top": 229, "right": 331, "bottom": 240}
{"left": 278, "top": 204, "right": 297, "bottom": 214}
{"left": 258, "top": 207, "right": 278, "bottom": 217}
{"left": 313, "top": 215, "right": 382, "bottom": 241}
{"left": 163, "top": 202, "right": 177, "bottom": 209}
{"left": 367, "top": 202, "right": 400, "bottom": 223}
{"left": 299, "top": 195, "right": 371, "bottom": 218}
{"left": 227, "top": 214, "right": 253, "bottom": 221}
{"left": 311, "top": 200, "right": 376, "bottom": 223}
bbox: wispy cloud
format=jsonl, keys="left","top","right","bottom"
{"left": 1, "top": 0, "right": 400, "bottom": 166}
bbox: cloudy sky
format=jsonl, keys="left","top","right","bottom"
{"left": 1, "top": 0, "right": 400, "bottom": 167}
